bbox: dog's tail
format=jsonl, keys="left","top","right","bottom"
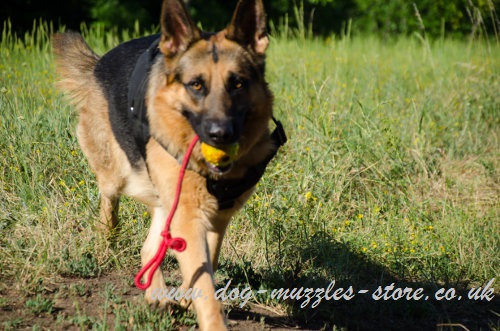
{"left": 52, "top": 32, "right": 100, "bottom": 108}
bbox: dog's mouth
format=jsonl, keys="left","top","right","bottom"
{"left": 200, "top": 142, "right": 239, "bottom": 176}
{"left": 205, "top": 161, "right": 234, "bottom": 175}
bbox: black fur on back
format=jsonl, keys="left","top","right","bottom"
{"left": 94, "top": 34, "right": 160, "bottom": 167}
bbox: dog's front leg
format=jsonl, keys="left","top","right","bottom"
{"left": 145, "top": 139, "right": 226, "bottom": 330}
{"left": 141, "top": 206, "right": 169, "bottom": 307}
{"left": 206, "top": 214, "right": 232, "bottom": 273}
{"left": 171, "top": 217, "right": 227, "bottom": 331}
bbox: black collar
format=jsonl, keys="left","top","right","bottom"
{"left": 127, "top": 37, "right": 287, "bottom": 210}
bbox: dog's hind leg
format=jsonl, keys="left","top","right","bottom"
{"left": 78, "top": 123, "right": 125, "bottom": 235}
{"left": 98, "top": 192, "right": 120, "bottom": 233}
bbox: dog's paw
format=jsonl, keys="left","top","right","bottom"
{"left": 144, "top": 285, "right": 193, "bottom": 311}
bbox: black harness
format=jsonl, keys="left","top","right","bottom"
{"left": 127, "top": 38, "right": 287, "bottom": 210}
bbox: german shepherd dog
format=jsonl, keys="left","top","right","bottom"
{"left": 52, "top": 0, "right": 285, "bottom": 329}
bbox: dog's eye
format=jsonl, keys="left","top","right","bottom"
{"left": 230, "top": 77, "right": 246, "bottom": 92}
{"left": 190, "top": 81, "right": 203, "bottom": 91}
{"left": 234, "top": 81, "right": 243, "bottom": 89}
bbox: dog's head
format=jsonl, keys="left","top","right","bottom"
{"left": 150, "top": 0, "right": 273, "bottom": 175}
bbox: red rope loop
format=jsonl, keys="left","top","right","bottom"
{"left": 134, "top": 135, "right": 199, "bottom": 291}
{"left": 162, "top": 231, "right": 187, "bottom": 252}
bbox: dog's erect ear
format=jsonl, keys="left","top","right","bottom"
{"left": 159, "top": 0, "right": 200, "bottom": 57}
{"left": 226, "top": 0, "right": 269, "bottom": 55}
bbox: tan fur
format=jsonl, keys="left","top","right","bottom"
{"left": 52, "top": 1, "right": 274, "bottom": 329}
{"left": 147, "top": 34, "right": 274, "bottom": 180}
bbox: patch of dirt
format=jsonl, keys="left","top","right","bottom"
{"left": 2, "top": 271, "right": 498, "bottom": 330}
{"left": 0, "top": 272, "right": 322, "bottom": 330}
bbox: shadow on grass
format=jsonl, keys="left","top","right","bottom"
{"left": 221, "top": 232, "right": 499, "bottom": 331}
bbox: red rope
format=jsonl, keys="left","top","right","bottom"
{"left": 134, "top": 135, "right": 200, "bottom": 290}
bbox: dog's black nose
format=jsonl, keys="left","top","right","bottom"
{"left": 205, "top": 120, "right": 235, "bottom": 145}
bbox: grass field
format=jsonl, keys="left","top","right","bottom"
{"left": 0, "top": 21, "right": 499, "bottom": 330}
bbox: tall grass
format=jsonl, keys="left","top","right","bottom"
{"left": 0, "top": 20, "right": 498, "bottom": 330}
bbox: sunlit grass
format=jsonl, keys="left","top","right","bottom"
{"left": 1, "top": 22, "right": 498, "bottom": 329}
{"left": 225, "top": 35, "right": 499, "bottom": 286}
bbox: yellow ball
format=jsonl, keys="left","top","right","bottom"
{"left": 200, "top": 142, "right": 239, "bottom": 166}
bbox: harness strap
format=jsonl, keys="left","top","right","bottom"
{"left": 127, "top": 36, "right": 161, "bottom": 158}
